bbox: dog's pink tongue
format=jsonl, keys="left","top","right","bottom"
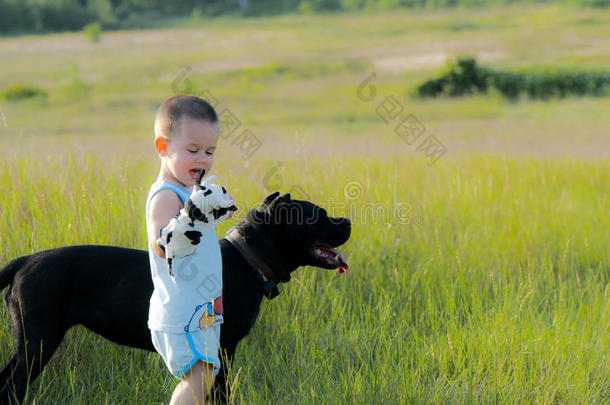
{"left": 336, "top": 250, "right": 349, "bottom": 274}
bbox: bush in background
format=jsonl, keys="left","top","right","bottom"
{"left": 83, "top": 22, "right": 102, "bottom": 43}
{"left": 417, "top": 58, "right": 610, "bottom": 100}
{"left": 1, "top": 84, "right": 48, "bottom": 101}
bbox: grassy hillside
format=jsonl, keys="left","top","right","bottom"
{"left": 0, "top": 5, "right": 609, "bottom": 404}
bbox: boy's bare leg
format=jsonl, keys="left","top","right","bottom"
{"left": 169, "top": 361, "right": 216, "bottom": 405}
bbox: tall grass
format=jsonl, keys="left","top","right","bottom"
{"left": 0, "top": 5, "right": 608, "bottom": 403}
{"left": 1, "top": 151, "right": 608, "bottom": 403}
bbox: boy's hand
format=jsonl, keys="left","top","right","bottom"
{"left": 185, "top": 175, "right": 237, "bottom": 227}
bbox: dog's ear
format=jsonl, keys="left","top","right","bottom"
{"left": 246, "top": 208, "right": 269, "bottom": 225}
{"left": 247, "top": 192, "right": 280, "bottom": 225}
{"left": 260, "top": 191, "right": 280, "bottom": 208}
{"left": 265, "top": 192, "right": 291, "bottom": 212}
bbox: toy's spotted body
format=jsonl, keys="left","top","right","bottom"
{"left": 157, "top": 175, "right": 237, "bottom": 275}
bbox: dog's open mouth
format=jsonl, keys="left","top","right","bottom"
{"left": 311, "top": 245, "right": 349, "bottom": 274}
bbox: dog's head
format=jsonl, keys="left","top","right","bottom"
{"left": 242, "top": 191, "right": 351, "bottom": 281}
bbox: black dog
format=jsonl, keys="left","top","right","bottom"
{"left": 0, "top": 192, "right": 350, "bottom": 404}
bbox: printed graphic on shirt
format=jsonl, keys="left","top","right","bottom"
{"left": 184, "top": 294, "right": 224, "bottom": 333}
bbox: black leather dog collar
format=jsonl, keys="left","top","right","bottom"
{"left": 224, "top": 227, "right": 280, "bottom": 300}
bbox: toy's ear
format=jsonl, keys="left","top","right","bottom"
{"left": 260, "top": 191, "right": 280, "bottom": 208}
{"left": 196, "top": 169, "right": 206, "bottom": 185}
{"left": 155, "top": 138, "right": 167, "bottom": 156}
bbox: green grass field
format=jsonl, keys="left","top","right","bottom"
{"left": 1, "top": 5, "right": 609, "bottom": 404}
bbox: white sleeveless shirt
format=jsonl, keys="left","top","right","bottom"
{"left": 145, "top": 180, "right": 223, "bottom": 333}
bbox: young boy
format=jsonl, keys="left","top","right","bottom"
{"left": 145, "top": 94, "right": 234, "bottom": 405}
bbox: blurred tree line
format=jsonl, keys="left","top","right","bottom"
{"left": 0, "top": 0, "right": 608, "bottom": 35}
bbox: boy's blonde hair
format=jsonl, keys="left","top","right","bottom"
{"left": 154, "top": 95, "right": 219, "bottom": 140}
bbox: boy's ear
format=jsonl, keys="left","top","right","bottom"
{"left": 155, "top": 137, "right": 167, "bottom": 156}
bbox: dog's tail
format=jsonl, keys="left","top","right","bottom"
{"left": 0, "top": 255, "right": 26, "bottom": 292}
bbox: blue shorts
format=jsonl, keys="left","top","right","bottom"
{"left": 151, "top": 325, "right": 221, "bottom": 380}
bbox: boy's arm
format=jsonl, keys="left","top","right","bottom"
{"left": 147, "top": 189, "right": 184, "bottom": 259}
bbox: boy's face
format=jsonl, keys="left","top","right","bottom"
{"left": 158, "top": 116, "right": 219, "bottom": 189}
